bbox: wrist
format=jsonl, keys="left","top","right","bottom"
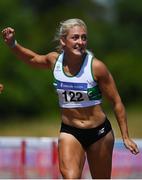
{"left": 8, "top": 39, "right": 17, "bottom": 48}
{"left": 122, "top": 136, "right": 129, "bottom": 141}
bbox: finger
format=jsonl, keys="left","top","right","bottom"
{"left": 131, "top": 149, "right": 139, "bottom": 155}
{"left": 133, "top": 147, "right": 139, "bottom": 154}
{"left": 7, "top": 28, "right": 14, "bottom": 33}
{"left": 2, "top": 27, "right": 14, "bottom": 34}
{"left": 130, "top": 145, "right": 139, "bottom": 155}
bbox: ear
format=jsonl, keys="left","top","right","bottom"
{"left": 60, "top": 37, "right": 66, "bottom": 47}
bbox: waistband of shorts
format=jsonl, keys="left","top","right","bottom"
{"left": 60, "top": 117, "right": 112, "bottom": 132}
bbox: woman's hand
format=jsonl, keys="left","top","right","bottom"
{"left": 2, "top": 27, "right": 16, "bottom": 47}
{"left": 123, "top": 138, "right": 139, "bottom": 155}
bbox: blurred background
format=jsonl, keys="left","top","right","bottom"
{"left": 0, "top": 0, "right": 142, "bottom": 179}
{"left": 0, "top": 0, "right": 142, "bottom": 138}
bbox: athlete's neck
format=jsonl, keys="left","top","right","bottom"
{"left": 63, "top": 52, "right": 86, "bottom": 67}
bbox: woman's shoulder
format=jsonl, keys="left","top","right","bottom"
{"left": 46, "top": 51, "right": 59, "bottom": 60}
{"left": 45, "top": 51, "right": 60, "bottom": 65}
{"left": 92, "top": 57, "right": 109, "bottom": 79}
{"left": 87, "top": 50, "right": 106, "bottom": 67}
{"left": 91, "top": 55, "right": 107, "bottom": 69}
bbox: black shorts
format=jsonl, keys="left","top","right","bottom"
{"left": 60, "top": 118, "right": 112, "bottom": 149}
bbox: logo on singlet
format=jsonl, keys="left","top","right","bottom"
{"left": 56, "top": 81, "right": 87, "bottom": 91}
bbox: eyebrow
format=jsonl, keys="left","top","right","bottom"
{"left": 71, "top": 33, "right": 87, "bottom": 36}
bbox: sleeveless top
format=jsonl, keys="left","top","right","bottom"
{"left": 53, "top": 51, "right": 102, "bottom": 108}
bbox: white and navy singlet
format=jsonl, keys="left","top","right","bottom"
{"left": 53, "top": 51, "right": 102, "bottom": 108}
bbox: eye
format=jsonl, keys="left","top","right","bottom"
{"left": 72, "top": 34, "right": 79, "bottom": 40}
{"left": 81, "top": 35, "right": 87, "bottom": 41}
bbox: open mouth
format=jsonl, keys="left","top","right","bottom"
{"left": 74, "top": 46, "right": 85, "bottom": 53}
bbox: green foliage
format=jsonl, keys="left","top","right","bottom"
{"left": 0, "top": 0, "right": 142, "bottom": 118}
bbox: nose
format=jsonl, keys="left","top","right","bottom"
{"left": 77, "top": 37, "right": 83, "bottom": 45}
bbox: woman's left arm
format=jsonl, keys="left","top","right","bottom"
{"left": 93, "top": 58, "right": 139, "bottom": 155}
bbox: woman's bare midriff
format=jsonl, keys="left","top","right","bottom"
{"left": 61, "top": 104, "right": 106, "bottom": 129}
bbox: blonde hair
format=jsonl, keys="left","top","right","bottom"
{"left": 54, "top": 18, "right": 87, "bottom": 52}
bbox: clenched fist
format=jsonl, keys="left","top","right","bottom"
{"left": 2, "top": 27, "right": 16, "bottom": 47}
